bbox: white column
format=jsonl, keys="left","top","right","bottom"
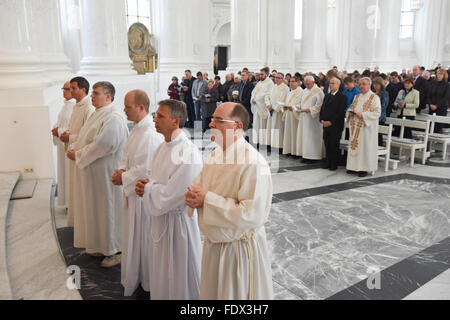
{"left": 297, "top": 0, "right": 330, "bottom": 73}
{"left": 0, "top": 0, "right": 49, "bottom": 89}
{"left": 153, "top": 0, "right": 211, "bottom": 73}
{"left": 414, "top": 0, "right": 448, "bottom": 68}
{"left": 372, "top": 0, "right": 401, "bottom": 72}
{"left": 27, "top": 0, "right": 72, "bottom": 83}
{"left": 78, "top": 0, "right": 135, "bottom": 76}
{"left": 266, "top": 0, "right": 295, "bottom": 72}
{"left": 345, "top": 0, "right": 376, "bottom": 71}
{"left": 227, "top": 0, "right": 265, "bottom": 72}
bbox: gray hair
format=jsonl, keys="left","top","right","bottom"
{"left": 304, "top": 75, "right": 315, "bottom": 83}
{"left": 360, "top": 77, "right": 372, "bottom": 85}
{"left": 158, "top": 99, "right": 187, "bottom": 128}
{"left": 93, "top": 81, "right": 116, "bottom": 102}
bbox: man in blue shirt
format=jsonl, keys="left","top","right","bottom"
{"left": 342, "top": 76, "right": 361, "bottom": 110}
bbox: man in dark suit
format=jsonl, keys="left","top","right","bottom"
{"left": 320, "top": 77, "right": 348, "bottom": 171}
{"left": 183, "top": 70, "right": 196, "bottom": 128}
{"left": 412, "top": 65, "right": 429, "bottom": 114}
{"left": 323, "top": 69, "right": 345, "bottom": 94}
{"left": 238, "top": 70, "right": 255, "bottom": 127}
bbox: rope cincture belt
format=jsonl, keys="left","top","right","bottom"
{"left": 213, "top": 232, "right": 255, "bottom": 300}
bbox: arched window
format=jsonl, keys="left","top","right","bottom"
{"left": 400, "top": 0, "right": 416, "bottom": 39}
{"left": 294, "top": 0, "right": 303, "bottom": 40}
{"left": 126, "top": 0, "right": 151, "bottom": 32}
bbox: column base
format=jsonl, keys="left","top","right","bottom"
{"left": 78, "top": 57, "right": 136, "bottom": 76}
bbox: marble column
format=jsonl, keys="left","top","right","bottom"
{"left": 266, "top": 0, "right": 295, "bottom": 72}
{"left": 372, "top": 0, "right": 401, "bottom": 72}
{"left": 297, "top": 0, "right": 330, "bottom": 73}
{"left": 27, "top": 0, "right": 72, "bottom": 83}
{"left": 153, "top": 0, "right": 211, "bottom": 73}
{"left": 345, "top": 0, "right": 376, "bottom": 71}
{"left": 227, "top": 0, "right": 265, "bottom": 72}
{"left": 0, "top": 0, "right": 49, "bottom": 89}
{"left": 414, "top": 0, "right": 448, "bottom": 68}
{"left": 78, "top": 0, "right": 135, "bottom": 76}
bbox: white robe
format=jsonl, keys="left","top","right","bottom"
{"left": 118, "top": 114, "right": 164, "bottom": 296}
{"left": 72, "top": 104, "right": 128, "bottom": 255}
{"left": 267, "top": 83, "right": 289, "bottom": 148}
{"left": 66, "top": 96, "right": 95, "bottom": 226}
{"left": 142, "top": 130, "right": 203, "bottom": 300}
{"left": 282, "top": 87, "right": 303, "bottom": 155}
{"left": 346, "top": 92, "right": 381, "bottom": 172}
{"left": 296, "top": 85, "right": 325, "bottom": 159}
{"left": 192, "top": 137, "right": 274, "bottom": 300}
{"left": 251, "top": 78, "right": 275, "bottom": 145}
{"left": 52, "top": 99, "right": 75, "bottom": 206}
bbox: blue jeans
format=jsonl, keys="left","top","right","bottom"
{"left": 194, "top": 101, "right": 202, "bottom": 121}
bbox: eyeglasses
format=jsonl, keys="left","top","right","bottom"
{"left": 211, "top": 117, "right": 238, "bottom": 124}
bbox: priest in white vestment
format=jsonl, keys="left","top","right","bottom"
{"left": 52, "top": 81, "right": 75, "bottom": 207}
{"left": 67, "top": 81, "right": 128, "bottom": 268}
{"left": 185, "top": 103, "right": 274, "bottom": 300}
{"left": 346, "top": 77, "right": 381, "bottom": 177}
{"left": 251, "top": 67, "right": 274, "bottom": 146}
{"left": 135, "top": 99, "right": 203, "bottom": 300}
{"left": 267, "top": 72, "right": 289, "bottom": 150}
{"left": 112, "top": 90, "right": 163, "bottom": 296}
{"left": 282, "top": 77, "right": 303, "bottom": 155}
{"left": 60, "top": 77, "right": 95, "bottom": 226}
{"left": 295, "top": 76, "right": 325, "bottom": 161}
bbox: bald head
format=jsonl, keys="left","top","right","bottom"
{"left": 124, "top": 89, "right": 150, "bottom": 123}
{"left": 62, "top": 81, "right": 72, "bottom": 100}
{"left": 127, "top": 89, "right": 150, "bottom": 112}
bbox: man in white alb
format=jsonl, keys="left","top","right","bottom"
{"left": 251, "top": 67, "right": 274, "bottom": 146}
{"left": 282, "top": 77, "right": 303, "bottom": 155}
{"left": 112, "top": 90, "right": 163, "bottom": 296}
{"left": 52, "top": 81, "right": 75, "bottom": 207}
{"left": 346, "top": 77, "right": 381, "bottom": 177}
{"left": 185, "top": 102, "right": 273, "bottom": 300}
{"left": 135, "top": 99, "right": 203, "bottom": 300}
{"left": 67, "top": 81, "right": 128, "bottom": 267}
{"left": 60, "top": 77, "right": 94, "bottom": 226}
{"left": 295, "top": 76, "right": 325, "bottom": 162}
{"left": 267, "top": 72, "right": 289, "bottom": 152}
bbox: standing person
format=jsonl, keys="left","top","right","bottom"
{"left": 393, "top": 78, "right": 419, "bottom": 139}
{"left": 428, "top": 69, "right": 450, "bottom": 133}
{"left": 267, "top": 72, "right": 289, "bottom": 153}
{"left": 386, "top": 72, "right": 404, "bottom": 117}
{"left": 412, "top": 65, "right": 428, "bottom": 114}
{"left": 167, "top": 76, "right": 181, "bottom": 100}
{"left": 373, "top": 77, "right": 389, "bottom": 145}
{"left": 251, "top": 67, "right": 275, "bottom": 146}
{"left": 52, "top": 81, "right": 75, "bottom": 207}
{"left": 67, "top": 81, "right": 128, "bottom": 267}
{"left": 192, "top": 72, "right": 207, "bottom": 122}
{"left": 222, "top": 74, "right": 234, "bottom": 102}
{"left": 214, "top": 75, "right": 224, "bottom": 102}
{"left": 342, "top": 76, "right": 361, "bottom": 111}
{"left": 346, "top": 77, "right": 381, "bottom": 177}
{"left": 201, "top": 80, "right": 219, "bottom": 133}
{"left": 185, "top": 103, "right": 273, "bottom": 300}
{"left": 238, "top": 70, "right": 255, "bottom": 127}
{"left": 295, "top": 76, "right": 325, "bottom": 162}
{"left": 112, "top": 90, "right": 163, "bottom": 296}
{"left": 282, "top": 77, "right": 303, "bottom": 155}
{"left": 135, "top": 99, "right": 203, "bottom": 300}
{"left": 183, "top": 70, "right": 196, "bottom": 128}
{"left": 320, "top": 77, "right": 348, "bottom": 171}
{"left": 60, "top": 77, "right": 95, "bottom": 226}
{"left": 227, "top": 76, "right": 241, "bottom": 102}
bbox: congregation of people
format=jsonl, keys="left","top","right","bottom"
{"left": 168, "top": 65, "right": 450, "bottom": 177}
{"left": 50, "top": 62, "right": 450, "bottom": 301}
{"left": 52, "top": 76, "right": 273, "bottom": 300}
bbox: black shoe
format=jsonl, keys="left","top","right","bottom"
{"left": 329, "top": 167, "right": 337, "bottom": 171}
{"left": 322, "top": 164, "right": 330, "bottom": 169}
{"left": 358, "top": 171, "right": 368, "bottom": 177}
{"left": 347, "top": 170, "right": 355, "bottom": 174}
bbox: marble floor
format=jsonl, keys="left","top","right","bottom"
{"left": 2, "top": 127, "right": 450, "bottom": 300}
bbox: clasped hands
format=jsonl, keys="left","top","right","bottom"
{"left": 60, "top": 131, "right": 70, "bottom": 143}
{"left": 321, "top": 120, "right": 332, "bottom": 128}
{"left": 184, "top": 186, "right": 207, "bottom": 209}
{"left": 111, "top": 169, "right": 125, "bottom": 186}
{"left": 66, "top": 149, "right": 76, "bottom": 161}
